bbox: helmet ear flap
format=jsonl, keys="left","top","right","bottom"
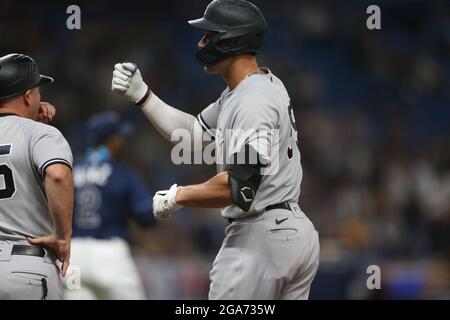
{"left": 223, "top": 33, "right": 265, "bottom": 54}
{"left": 196, "top": 31, "right": 265, "bottom": 66}
{"left": 196, "top": 37, "right": 228, "bottom": 66}
{"left": 216, "top": 38, "right": 237, "bottom": 52}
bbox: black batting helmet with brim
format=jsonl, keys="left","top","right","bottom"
{"left": 0, "top": 53, "right": 53, "bottom": 101}
{"left": 188, "top": 0, "right": 267, "bottom": 67}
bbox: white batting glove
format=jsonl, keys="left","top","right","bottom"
{"left": 153, "top": 184, "right": 183, "bottom": 220}
{"left": 111, "top": 62, "right": 149, "bottom": 104}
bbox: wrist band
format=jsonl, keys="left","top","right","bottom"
{"left": 136, "top": 87, "right": 151, "bottom": 106}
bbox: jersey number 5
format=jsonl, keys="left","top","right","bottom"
{"left": 0, "top": 144, "right": 16, "bottom": 200}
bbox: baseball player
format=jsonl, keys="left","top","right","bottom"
{"left": 64, "top": 111, "right": 154, "bottom": 300}
{"left": 0, "top": 53, "right": 74, "bottom": 300}
{"left": 112, "top": 0, "right": 320, "bottom": 299}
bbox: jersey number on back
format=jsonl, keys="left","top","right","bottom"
{"left": 75, "top": 186, "right": 102, "bottom": 229}
{"left": 287, "top": 104, "right": 300, "bottom": 160}
{"left": 0, "top": 144, "right": 16, "bottom": 199}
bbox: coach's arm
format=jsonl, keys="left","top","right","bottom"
{"left": 28, "top": 164, "right": 73, "bottom": 277}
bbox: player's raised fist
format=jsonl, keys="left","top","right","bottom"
{"left": 111, "top": 62, "right": 149, "bottom": 105}
{"left": 37, "top": 102, "right": 56, "bottom": 124}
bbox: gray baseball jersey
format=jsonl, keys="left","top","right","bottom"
{"left": 197, "top": 68, "right": 303, "bottom": 219}
{"left": 0, "top": 113, "right": 73, "bottom": 242}
{"left": 198, "top": 69, "right": 319, "bottom": 300}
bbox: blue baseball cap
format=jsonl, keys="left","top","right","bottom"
{"left": 85, "top": 111, "right": 135, "bottom": 145}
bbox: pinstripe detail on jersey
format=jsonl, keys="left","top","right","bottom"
{"left": 197, "top": 113, "right": 215, "bottom": 139}
{"left": 39, "top": 158, "right": 72, "bottom": 177}
{"left": 0, "top": 144, "right": 12, "bottom": 156}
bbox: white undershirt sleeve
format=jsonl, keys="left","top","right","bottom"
{"left": 140, "top": 93, "right": 212, "bottom": 151}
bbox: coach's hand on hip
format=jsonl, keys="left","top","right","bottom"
{"left": 153, "top": 184, "right": 183, "bottom": 220}
{"left": 28, "top": 235, "right": 71, "bottom": 277}
{"left": 111, "top": 62, "right": 150, "bottom": 106}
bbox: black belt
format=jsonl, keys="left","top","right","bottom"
{"left": 11, "top": 245, "right": 46, "bottom": 257}
{"left": 226, "top": 201, "right": 292, "bottom": 224}
{"left": 265, "top": 201, "right": 291, "bottom": 212}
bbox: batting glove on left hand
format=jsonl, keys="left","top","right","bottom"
{"left": 153, "top": 184, "right": 183, "bottom": 220}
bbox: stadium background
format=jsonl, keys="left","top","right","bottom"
{"left": 0, "top": 0, "right": 449, "bottom": 299}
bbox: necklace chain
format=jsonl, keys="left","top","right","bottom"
{"left": 246, "top": 68, "right": 264, "bottom": 78}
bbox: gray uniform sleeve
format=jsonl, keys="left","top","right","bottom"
{"left": 229, "top": 91, "right": 280, "bottom": 163}
{"left": 31, "top": 125, "right": 73, "bottom": 177}
{"left": 197, "top": 88, "right": 231, "bottom": 139}
{"left": 197, "top": 102, "right": 219, "bottom": 139}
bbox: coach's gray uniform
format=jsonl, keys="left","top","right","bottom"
{"left": 0, "top": 114, "right": 73, "bottom": 300}
{"left": 198, "top": 68, "right": 320, "bottom": 300}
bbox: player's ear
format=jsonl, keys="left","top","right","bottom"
{"left": 23, "top": 89, "right": 33, "bottom": 106}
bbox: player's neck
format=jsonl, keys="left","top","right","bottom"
{"left": 222, "top": 56, "right": 260, "bottom": 91}
{"left": 0, "top": 107, "right": 27, "bottom": 118}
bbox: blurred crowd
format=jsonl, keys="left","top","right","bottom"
{"left": 1, "top": 0, "right": 449, "bottom": 299}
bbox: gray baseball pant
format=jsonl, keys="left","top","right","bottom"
{"left": 0, "top": 241, "right": 63, "bottom": 300}
{"left": 209, "top": 202, "right": 320, "bottom": 300}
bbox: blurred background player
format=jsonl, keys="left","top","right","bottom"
{"left": 64, "top": 111, "right": 155, "bottom": 300}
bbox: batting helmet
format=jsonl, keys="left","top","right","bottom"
{"left": 188, "top": 0, "right": 267, "bottom": 67}
{"left": 0, "top": 53, "right": 53, "bottom": 101}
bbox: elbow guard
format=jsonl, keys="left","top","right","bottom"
{"left": 226, "top": 144, "right": 266, "bottom": 211}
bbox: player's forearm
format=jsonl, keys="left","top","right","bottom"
{"left": 176, "top": 171, "right": 232, "bottom": 208}
{"left": 112, "top": 63, "right": 209, "bottom": 150}
{"left": 139, "top": 92, "right": 205, "bottom": 149}
{"left": 44, "top": 164, "right": 74, "bottom": 241}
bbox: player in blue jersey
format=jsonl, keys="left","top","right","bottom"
{"left": 64, "top": 111, "right": 154, "bottom": 300}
